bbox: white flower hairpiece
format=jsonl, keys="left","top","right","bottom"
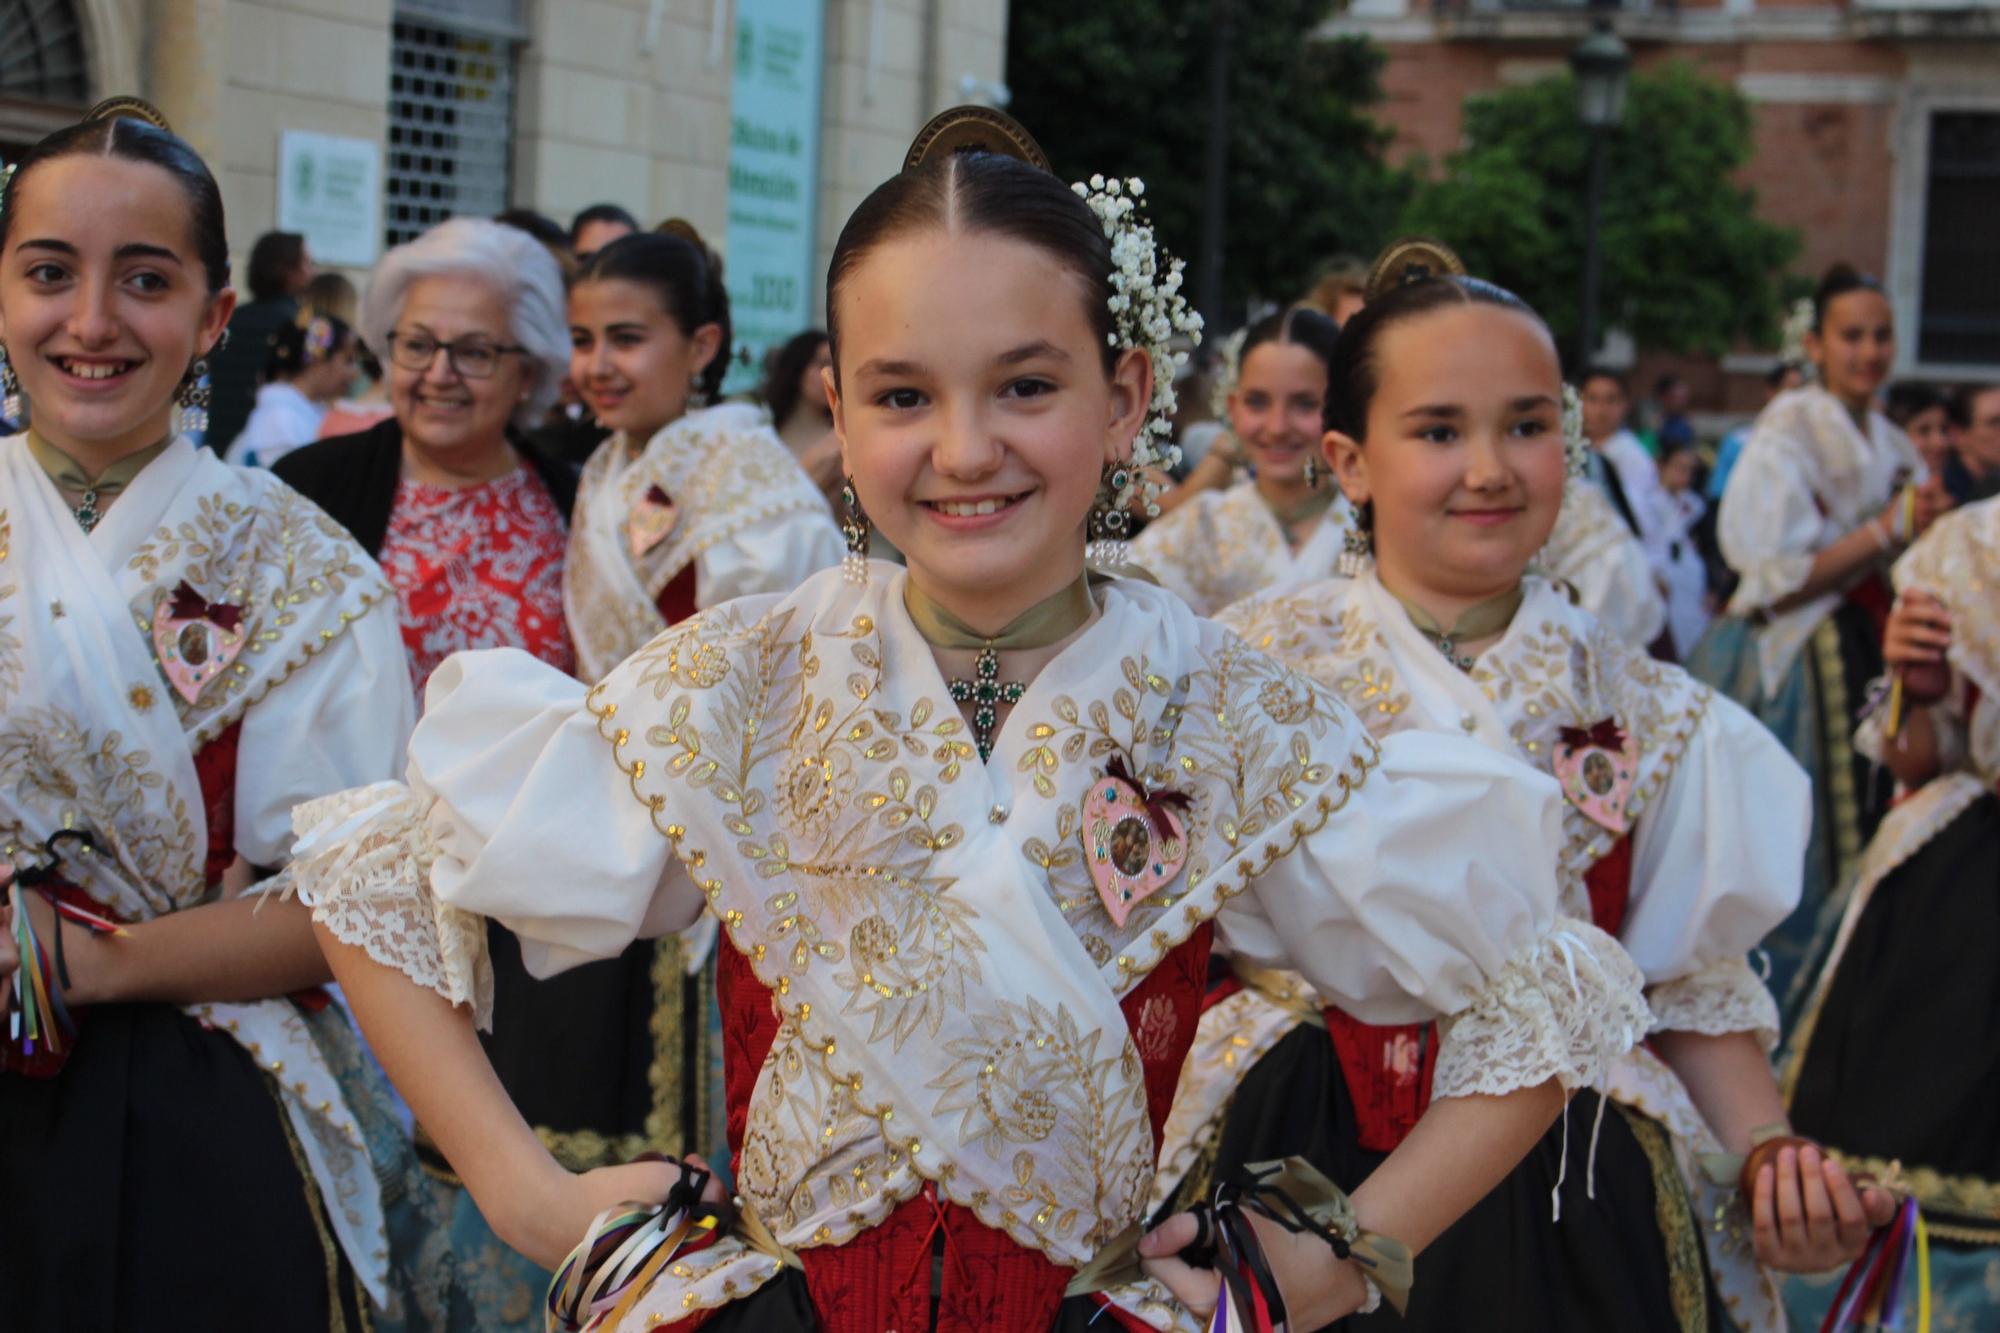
{"left": 1073, "top": 174, "right": 1204, "bottom": 532}
{"left": 1562, "top": 382, "right": 1588, "bottom": 478}
{"left": 1209, "top": 325, "right": 1247, "bottom": 422}
{"left": 1779, "top": 296, "right": 1815, "bottom": 383}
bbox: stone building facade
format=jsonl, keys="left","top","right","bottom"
{"left": 1324, "top": 0, "right": 2000, "bottom": 408}
{"left": 0, "top": 0, "right": 1007, "bottom": 323}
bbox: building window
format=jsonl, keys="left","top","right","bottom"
{"left": 1916, "top": 112, "right": 2000, "bottom": 368}
{"left": 0, "top": 0, "right": 88, "bottom": 106}
{"left": 385, "top": 2, "right": 526, "bottom": 247}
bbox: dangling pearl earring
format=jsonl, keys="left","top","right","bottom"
{"left": 1337, "top": 501, "right": 1374, "bottom": 577}
{"left": 839, "top": 477, "right": 870, "bottom": 584}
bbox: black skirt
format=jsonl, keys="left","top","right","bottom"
{"left": 1202, "top": 1023, "right": 1726, "bottom": 1332}
{"left": 0, "top": 1001, "right": 368, "bottom": 1332}
{"left": 1788, "top": 791, "right": 2000, "bottom": 1226}
{"left": 482, "top": 922, "right": 676, "bottom": 1163}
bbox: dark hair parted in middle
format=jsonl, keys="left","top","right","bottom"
{"left": 1324, "top": 274, "right": 1546, "bottom": 440}
{"left": 1238, "top": 306, "right": 1341, "bottom": 391}
{"left": 1811, "top": 262, "right": 1885, "bottom": 333}
{"left": 1, "top": 111, "right": 232, "bottom": 294}
{"left": 576, "top": 227, "right": 735, "bottom": 404}
{"left": 824, "top": 149, "right": 1115, "bottom": 377}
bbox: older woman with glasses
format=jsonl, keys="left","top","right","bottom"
{"left": 275, "top": 217, "right": 578, "bottom": 690}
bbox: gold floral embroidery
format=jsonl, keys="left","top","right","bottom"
{"left": 930, "top": 997, "right": 1151, "bottom": 1248}
{"left": 0, "top": 703, "right": 203, "bottom": 909}
{"left": 126, "top": 480, "right": 385, "bottom": 745}
{"left": 584, "top": 581, "right": 1385, "bottom": 1271}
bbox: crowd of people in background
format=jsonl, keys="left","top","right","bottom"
{"left": 4, "top": 95, "right": 1996, "bottom": 1333}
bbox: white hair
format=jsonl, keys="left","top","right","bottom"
{"left": 360, "top": 217, "right": 569, "bottom": 430}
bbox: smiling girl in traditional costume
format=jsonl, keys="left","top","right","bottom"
{"left": 1688, "top": 264, "right": 1948, "bottom": 1014}
{"left": 1127, "top": 306, "right": 1356, "bottom": 614}
{"left": 0, "top": 99, "right": 433, "bottom": 1330}
{"left": 1184, "top": 240, "right": 1895, "bottom": 1331}
{"left": 277, "top": 109, "right": 1646, "bottom": 1332}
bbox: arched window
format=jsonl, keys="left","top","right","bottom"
{"left": 0, "top": 0, "right": 89, "bottom": 104}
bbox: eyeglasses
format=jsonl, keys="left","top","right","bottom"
{"left": 387, "top": 331, "right": 527, "bottom": 380}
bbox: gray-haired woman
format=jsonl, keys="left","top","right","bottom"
{"left": 276, "top": 216, "right": 579, "bottom": 691}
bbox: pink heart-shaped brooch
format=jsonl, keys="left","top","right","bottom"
{"left": 1083, "top": 756, "right": 1191, "bottom": 928}
{"left": 1552, "top": 716, "right": 1639, "bottom": 835}
{"left": 151, "top": 580, "right": 247, "bottom": 705}
{"left": 627, "top": 484, "right": 679, "bottom": 559}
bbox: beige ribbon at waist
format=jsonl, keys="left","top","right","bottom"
{"left": 1063, "top": 1157, "right": 1415, "bottom": 1316}
{"left": 1231, "top": 958, "right": 1328, "bottom": 1029}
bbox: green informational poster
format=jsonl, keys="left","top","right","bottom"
{"left": 722, "top": 0, "right": 825, "bottom": 393}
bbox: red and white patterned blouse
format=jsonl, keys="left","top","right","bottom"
{"left": 377, "top": 466, "right": 575, "bottom": 694}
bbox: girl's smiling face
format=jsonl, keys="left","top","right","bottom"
{"left": 1807, "top": 288, "right": 1894, "bottom": 412}
{"left": 826, "top": 226, "right": 1150, "bottom": 625}
{"left": 0, "top": 154, "right": 233, "bottom": 458}
{"left": 568, "top": 276, "right": 720, "bottom": 440}
{"left": 1327, "top": 302, "right": 1568, "bottom": 606}
{"left": 1229, "top": 340, "right": 1327, "bottom": 486}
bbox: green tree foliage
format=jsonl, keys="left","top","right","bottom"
{"left": 1401, "top": 60, "right": 1800, "bottom": 359}
{"left": 1007, "top": 0, "right": 1410, "bottom": 313}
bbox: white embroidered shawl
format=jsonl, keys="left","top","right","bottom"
{"left": 288, "top": 564, "right": 1645, "bottom": 1327}
{"left": 0, "top": 434, "right": 408, "bottom": 1302}
{"left": 1719, "top": 386, "right": 1923, "bottom": 696}
{"left": 1126, "top": 479, "right": 1356, "bottom": 615}
{"left": 562, "top": 403, "right": 841, "bottom": 683}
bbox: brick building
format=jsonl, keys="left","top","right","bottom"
{"left": 1324, "top": 0, "right": 2000, "bottom": 411}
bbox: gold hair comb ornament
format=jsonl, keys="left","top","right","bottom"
{"left": 903, "top": 104, "right": 1051, "bottom": 173}
{"left": 83, "top": 96, "right": 172, "bottom": 131}
{"left": 1364, "top": 236, "right": 1467, "bottom": 305}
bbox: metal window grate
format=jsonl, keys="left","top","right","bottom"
{"left": 384, "top": 15, "right": 517, "bottom": 247}
{"left": 0, "top": 0, "right": 89, "bottom": 104}
{"left": 1917, "top": 111, "right": 2000, "bottom": 367}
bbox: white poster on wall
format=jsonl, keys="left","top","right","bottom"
{"left": 278, "top": 131, "right": 382, "bottom": 268}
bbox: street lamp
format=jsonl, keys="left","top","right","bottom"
{"left": 1571, "top": 17, "right": 1631, "bottom": 369}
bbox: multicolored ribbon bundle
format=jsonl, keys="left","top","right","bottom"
{"left": 4, "top": 830, "right": 127, "bottom": 1076}
{"left": 544, "top": 1161, "right": 729, "bottom": 1332}
{"left": 1180, "top": 1158, "right": 1412, "bottom": 1333}
{"left": 1820, "top": 1195, "right": 1930, "bottom": 1333}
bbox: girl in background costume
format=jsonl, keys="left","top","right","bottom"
{"left": 1128, "top": 307, "right": 1356, "bottom": 614}
{"left": 1784, "top": 492, "right": 2000, "bottom": 1327}
{"left": 1688, "top": 264, "right": 1947, "bottom": 1016}
{"left": 275, "top": 109, "right": 1647, "bottom": 1331}
{"left": 0, "top": 99, "right": 442, "bottom": 1331}
{"left": 1175, "top": 241, "right": 1895, "bottom": 1332}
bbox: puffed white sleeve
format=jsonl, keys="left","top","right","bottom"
{"left": 279, "top": 647, "right": 704, "bottom": 1027}
{"left": 1621, "top": 697, "right": 1804, "bottom": 1051}
{"left": 232, "top": 597, "right": 417, "bottom": 867}
{"left": 693, "top": 504, "right": 843, "bottom": 610}
{"left": 1217, "top": 729, "right": 1651, "bottom": 1100}
{"left": 1718, "top": 428, "right": 1825, "bottom": 613}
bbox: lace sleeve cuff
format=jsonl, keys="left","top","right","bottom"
{"left": 278, "top": 781, "right": 495, "bottom": 1029}
{"left": 1431, "top": 918, "right": 1650, "bottom": 1101}
{"left": 1646, "top": 955, "right": 1780, "bottom": 1053}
